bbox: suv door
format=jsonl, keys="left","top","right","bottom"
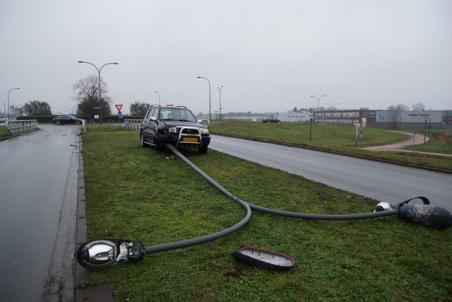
{"left": 142, "top": 107, "right": 155, "bottom": 142}
{"left": 148, "top": 107, "right": 159, "bottom": 141}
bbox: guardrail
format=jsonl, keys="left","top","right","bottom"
{"left": 124, "top": 119, "right": 142, "bottom": 131}
{"left": 6, "top": 120, "right": 38, "bottom": 136}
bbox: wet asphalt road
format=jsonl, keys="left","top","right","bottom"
{"left": 210, "top": 135, "right": 452, "bottom": 212}
{"left": 0, "top": 125, "right": 79, "bottom": 301}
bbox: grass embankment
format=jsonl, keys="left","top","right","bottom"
{"left": 209, "top": 121, "right": 452, "bottom": 172}
{"left": 0, "top": 125, "right": 10, "bottom": 139}
{"left": 406, "top": 129, "right": 452, "bottom": 155}
{"left": 82, "top": 126, "right": 451, "bottom": 301}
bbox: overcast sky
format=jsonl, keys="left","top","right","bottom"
{"left": 1, "top": 0, "right": 451, "bottom": 115}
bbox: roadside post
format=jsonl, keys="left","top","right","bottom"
{"left": 423, "top": 118, "right": 430, "bottom": 144}
{"left": 115, "top": 104, "right": 123, "bottom": 123}
{"left": 309, "top": 118, "right": 312, "bottom": 141}
{"left": 355, "top": 118, "right": 366, "bottom": 147}
{"left": 355, "top": 126, "right": 358, "bottom": 147}
{"left": 94, "top": 106, "right": 102, "bottom": 125}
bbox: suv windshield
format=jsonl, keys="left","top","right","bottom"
{"left": 159, "top": 107, "right": 197, "bottom": 122}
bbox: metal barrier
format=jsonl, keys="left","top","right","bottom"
{"left": 6, "top": 120, "right": 38, "bottom": 136}
{"left": 124, "top": 119, "right": 142, "bottom": 131}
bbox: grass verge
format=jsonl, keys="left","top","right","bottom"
{"left": 0, "top": 125, "right": 10, "bottom": 139}
{"left": 82, "top": 126, "right": 451, "bottom": 301}
{"left": 209, "top": 121, "right": 452, "bottom": 172}
{"left": 405, "top": 129, "right": 452, "bottom": 155}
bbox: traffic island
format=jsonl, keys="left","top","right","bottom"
{"left": 79, "top": 126, "right": 452, "bottom": 301}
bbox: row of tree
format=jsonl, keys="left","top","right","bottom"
{"left": 21, "top": 74, "right": 430, "bottom": 118}
{"left": 18, "top": 75, "right": 150, "bottom": 117}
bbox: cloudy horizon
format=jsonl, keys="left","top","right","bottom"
{"left": 1, "top": 0, "right": 451, "bottom": 115}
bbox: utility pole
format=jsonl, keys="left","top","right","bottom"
{"left": 78, "top": 60, "right": 119, "bottom": 124}
{"left": 197, "top": 76, "right": 212, "bottom": 122}
{"left": 154, "top": 90, "right": 161, "bottom": 105}
{"left": 217, "top": 85, "right": 224, "bottom": 121}
{"left": 7, "top": 87, "right": 20, "bottom": 120}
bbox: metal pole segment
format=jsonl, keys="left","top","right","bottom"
{"left": 78, "top": 61, "right": 118, "bottom": 125}
{"left": 197, "top": 76, "right": 212, "bottom": 122}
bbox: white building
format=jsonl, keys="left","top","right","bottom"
{"left": 278, "top": 110, "right": 312, "bottom": 122}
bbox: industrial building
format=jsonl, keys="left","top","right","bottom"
{"left": 314, "top": 109, "right": 452, "bottom": 129}
{"left": 277, "top": 110, "right": 313, "bottom": 122}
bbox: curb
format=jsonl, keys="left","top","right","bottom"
{"left": 43, "top": 129, "right": 81, "bottom": 301}
{"left": 75, "top": 131, "right": 88, "bottom": 290}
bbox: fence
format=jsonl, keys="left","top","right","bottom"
{"left": 124, "top": 119, "right": 142, "bottom": 131}
{"left": 6, "top": 120, "right": 39, "bottom": 136}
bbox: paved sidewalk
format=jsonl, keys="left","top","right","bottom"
{"left": 363, "top": 131, "right": 452, "bottom": 157}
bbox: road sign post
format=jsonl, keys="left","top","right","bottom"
{"left": 115, "top": 104, "right": 124, "bottom": 122}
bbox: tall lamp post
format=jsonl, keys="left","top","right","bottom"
{"left": 217, "top": 85, "right": 224, "bottom": 121}
{"left": 197, "top": 76, "right": 211, "bottom": 122}
{"left": 154, "top": 90, "right": 161, "bottom": 105}
{"left": 7, "top": 87, "right": 20, "bottom": 120}
{"left": 310, "top": 95, "right": 327, "bottom": 112}
{"left": 78, "top": 60, "right": 119, "bottom": 123}
{"left": 326, "top": 102, "right": 341, "bottom": 109}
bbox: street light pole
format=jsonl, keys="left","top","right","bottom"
{"left": 310, "top": 95, "right": 327, "bottom": 112}
{"left": 154, "top": 90, "right": 161, "bottom": 105}
{"left": 217, "top": 85, "right": 224, "bottom": 121}
{"left": 197, "top": 76, "right": 211, "bottom": 122}
{"left": 78, "top": 60, "right": 119, "bottom": 124}
{"left": 7, "top": 87, "right": 20, "bottom": 120}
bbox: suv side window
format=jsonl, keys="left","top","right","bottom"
{"left": 144, "top": 108, "right": 152, "bottom": 121}
{"left": 151, "top": 108, "right": 159, "bottom": 119}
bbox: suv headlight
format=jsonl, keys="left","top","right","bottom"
{"left": 200, "top": 128, "right": 209, "bottom": 135}
{"left": 168, "top": 127, "right": 177, "bottom": 133}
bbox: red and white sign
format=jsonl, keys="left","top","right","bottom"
{"left": 115, "top": 104, "right": 123, "bottom": 112}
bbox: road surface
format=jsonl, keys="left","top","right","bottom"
{"left": 0, "top": 125, "right": 80, "bottom": 301}
{"left": 210, "top": 135, "right": 452, "bottom": 211}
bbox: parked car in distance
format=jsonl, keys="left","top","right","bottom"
{"left": 52, "top": 115, "right": 84, "bottom": 125}
{"left": 140, "top": 105, "right": 210, "bottom": 153}
{"left": 262, "top": 118, "right": 281, "bottom": 123}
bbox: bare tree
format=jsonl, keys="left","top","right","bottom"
{"left": 387, "top": 104, "right": 408, "bottom": 129}
{"left": 23, "top": 100, "right": 52, "bottom": 116}
{"left": 412, "top": 102, "right": 426, "bottom": 111}
{"left": 73, "top": 75, "right": 107, "bottom": 101}
{"left": 73, "top": 75, "right": 111, "bottom": 117}
{"left": 130, "top": 101, "right": 150, "bottom": 117}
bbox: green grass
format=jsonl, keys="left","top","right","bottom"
{"left": 0, "top": 125, "right": 9, "bottom": 139}
{"left": 405, "top": 129, "right": 452, "bottom": 155}
{"left": 210, "top": 120, "right": 409, "bottom": 149}
{"left": 209, "top": 121, "right": 452, "bottom": 172}
{"left": 81, "top": 126, "right": 451, "bottom": 301}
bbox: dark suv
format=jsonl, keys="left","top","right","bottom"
{"left": 140, "top": 105, "right": 210, "bottom": 153}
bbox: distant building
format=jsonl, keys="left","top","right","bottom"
{"left": 314, "top": 109, "right": 452, "bottom": 129}
{"left": 278, "top": 110, "right": 313, "bottom": 122}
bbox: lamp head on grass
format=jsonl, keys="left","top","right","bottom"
{"left": 76, "top": 238, "right": 145, "bottom": 268}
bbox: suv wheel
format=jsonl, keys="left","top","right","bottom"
{"left": 140, "top": 133, "right": 148, "bottom": 148}
{"left": 199, "top": 145, "right": 208, "bottom": 154}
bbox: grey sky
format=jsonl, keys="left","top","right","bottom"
{"left": 1, "top": 0, "right": 451, "bottom": 115}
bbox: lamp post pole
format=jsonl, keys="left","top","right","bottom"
{"left": 217, "top": 85, "right": 224, "bottom": 121}
{"left": 154, "top": 90, "right": 161, "bottom": 105}
{"left": 78, "top": 60, "right": 119, "bottom": 124}
{"left": 310, "top": 94, "right": 327, "bottom": 112}
{"left": 197, "top": 76, "right": 211, "bottom": 122}
{"left": 7, "top": 87, "right": 20, "bottom": 120}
